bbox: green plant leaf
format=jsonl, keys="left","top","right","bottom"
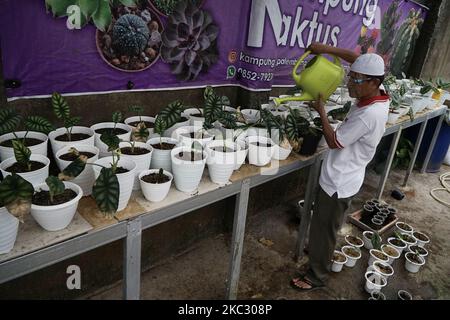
{"left": 128, "top": 105, "right": 144, "bottom": 115}
{"left": 132, "top": 122, "right": 150, "bottom": 141}
{"left": 100, "top": 131, "right": 120, "bottom": 151}
{"left": 64, "top": 116, "right": 81, "bottom": 128}
{"left": 12, "top": 140, "right": 31, "bottom": 167}
{"left": 203, "top": 86, "right": 214, "bottom": 100}
{"left": 45, "top": 176, "right": 66, "bottom": 202}
{"left": 285, "top": 114, "right": 299, "bottom": 141}
{"left": 0, "top": 173, "right": 34, "bottom": 222}
{"left": 218, "top": 111, "right": 237, "bottom": 129}
{"left": 92, "top": 0, "right": 112, "bottom": 32}
{"left": 59, "top": 157, "right": 87, "bottom": 180}
{"left": 204, "top": 94, "right": 223, "bottom": 124}
{"left": 45, "top": 0, "right": 77, "bottom": 17}
{"left": 420, "top": 85, "right": 431, "bottom": 95}
{"left": 158, "top": 101, "right": 183, "bottom": 128}
{"left": 154, "top": 115, "right": 167, "bottom": 135}
{"left": 371, "top": 232, "right": 382, "bottom": 250}
{"left": 118, "top": 0, "right": 137, "bottom": 6}
{"left": 112, "top": 111, "right": 123, "bottom": 124}
{"left": 92, "top": 167, "right": 119, "bottom": 214}
{"left": 79, "top": 0, "right": 98, "bottom": 19}
{"left": 52, "top": 92, "right": 70, "bottom": 119}
{"left": 0, "top": 108, "right": 21, "bottom": 135}
{"left": 25, "top": 116, "right": 54, "bottom": 134}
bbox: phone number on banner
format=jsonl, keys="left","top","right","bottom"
{"left": 237, "top": 68, "right": 274, "bottom": 82}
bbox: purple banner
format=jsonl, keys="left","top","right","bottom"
{"left": 0, "top": 0, "right": 427, "bottom": 101}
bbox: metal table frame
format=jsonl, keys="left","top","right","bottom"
{"left": 0, "top": 106, "right": 446, "bottom": 300}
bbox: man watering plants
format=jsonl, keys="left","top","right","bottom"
{"left": 290, "top": 43, "right": 389, "bottom": 291}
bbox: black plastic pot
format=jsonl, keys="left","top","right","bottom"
{"left": 299, "top": 128, "right": 323, "bottom": 156}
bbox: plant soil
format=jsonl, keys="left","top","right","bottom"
{"left": 190, "top": 113, "right": 203, "bottom": 117}
{"left": 141, "top": 173, "right": 170, "bottom": 184}
{"left": 55, "top": 133, "right": 92, "bottom": 142}
{"left": 151, "top": 142, "right": 175, "bottom": 150}
{"left": 212, "top": 147, "right": 234, "bottom": 153}
{"left": 346, "top": 235, "right": 363, "bottom": 246}
{"left": 413, "top": 232, "right": 428, "bottom": 242}
{"left": 402, "top": 234, "right": 416, "bottom": 243}
{"left": 399, "top": 291, "right": 412, "bottom": 300}
{"left": 59, "top": 151, "right": 96, "bottom": 161}
{"left": 398, "top": 222, "right": 412, "bottom": 231}
{"left": 95, "top": 128, "right": 128, "bottom": 135}
{"left": 374, "top": 263, "right": 392, "bottom": 275}
{"left": 32, "top": 189, "right": 77, "bottom": 206}
{"left": 183, "top": 132, "right": 210, "bottom": 139}
{"left": 382, "top": 246, "right": 398, "bottom": 257}
{"left": 120, "top": 147, "right": 151, "bottom": 155}
{"left": 343, "top": 247, "right": 360, "bottom": 258}
{"left": 407, "top": 253, "right": 423, "bottom": 264}
{"left": 373, "top": 251, "right": 388, "bottom": 260}
{"left": 129, "top": 121, "right": 155, "bottom": 128}
{"left": 178, "top": 117, "right": 189, "bottom": 123}
{"left": 5, "top": 161, "right": 46, "bottom": 173}
{"left": 333, "top": 252, "right": 346, "bottom": 263}
{"left": 390, "top": 239, "right": 405, "bottom": 247}
{"left": 0, "top": 138, "right": 44, "bottom": 148}
{"left": 176, "top": 151, "right": 204, "bottom": 161}
{"left": 115, "top": 167, "right": 130, "bottom": 174}
{"left": 410, "top": 245, "right": 427, "bottom": 255}
{"left": 251, "top": 142, "right": 272, "bottom": 148}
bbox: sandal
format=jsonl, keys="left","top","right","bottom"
{"left": 290, "top": 275, "right": 325, "bottom": 292}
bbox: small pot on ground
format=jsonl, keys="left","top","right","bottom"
{"left": 205, "top": 140, "right": 239, "bottom": 185}
{"left": 31, "top": 182, "right": 83, "bottom": 231}
{"left": 372, "top": 260, "right": 394, "bottom": 278}
{"left": 381, "top": 244, "right": 401, "bottom": 265}
{"left": 396, "top": 221, "right": 414, "bottom": 235}
{"left": 368, "top": 249, "right": 389, "bottom": 266}
{"left": 400, "top": 233, "right": 417, "bottom": 247}
{"left": 48, "top": 126, "right": 95, "bottom": 155}
{"left": 369, "top": 291, "right": 386, "bottom": 300}
{"left": 90, "top": 122, "right": 132, "bottom": 158}
{"left": 412, "top": 231, "right": 430, "bottom": 247}
{"left": 171, "top": 146, "right": 207, "bottom": 193}
{"left": 407, "top": 244, "right": 428, "bottom": 260}
{"left": 0, "top": 207, "right": 19, "bottom": 254}
{"left": 0, "top": 131, "right": 48, "bottom": 161}
{"left": 139, "top": 169, "right": 173, "bottom": 202}
{"left": 404, "top": 252, "right": 425, "bottom": 273}
{"left": 364, "top": 271, "right": 387, "bottom": 294}
{"left": 119, "top": 142, "right": 153, "bottom": 191}
{"left": 147, "top": 137, "right": 179, "bottom": 173}
{"left": 331, "top": 250, "right": 347, "bottom": 272}
{"left": 387, "top": 237, "right": 407, "bottom": 254}
{"left": 362, "top": 231, "right": 374, "bottom": 250}
{"left": 246, "top": 136, "right": 275, "bottom": 166}
{"left": 55, "top": 145, "right": 99, "bottom": 196}
{"left": 93, "top": 157, "right": 136, "bottom": 212}
{"left": 342, "top": 245, "right": 362, "bottom": 267}
{"left": 345, "top": 235, "right": 364, "bottom": 249}
{"left": 398, "top": 290, "right": 413, "bottom": 300}
{"left": 0, "top": 154, "right": 50, "bottom": 187}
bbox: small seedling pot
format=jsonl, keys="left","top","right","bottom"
{"left": 0, "top": 207, "right": 19, "bottom": 254}
{"left": 342, "top": 245, "right": 361, "bottom": 267}
{"left": 139, "top": 169, "right": 173, "bottom": 202}
{"left": 400, "top": 232, "right": 417, "bottom": 246}
{"left": 0, "top": 131, "right": 48, "bottom": 161}
{"left": 331, "top": 250, "right": 347, "bottom": 272}
{"left": 344, "top": 235, "right": 364, "bottom": 249}
{"left": 398, "top": 290, "right": 413, "bottom": 300}
{"left": 147, "top": 137, "right": 179, "bottom": 173}
{"left": 246, "top": 136, "right": 275, "bottom": 167}
{"left": 0, "top": 154, "right": 50, "bottom": 187}
{"left": 48, "top": 126, "right": 95, "bottom": 156}
{"left": 368, "top": 249, "right": 389, "bottom": 266}
{"left": 205, "top": 140, "right": 239, "bottom": 185}
{"left": 364, "top": 271, "right": 387, "bottom": 294}
{"left": 381, "top": 244, "right": 400, "bottom": 265}
{"left": 412, "top": 231, "right": 430, "bottom": 247}
{"left": 404, "top": 252, "right": 425, "bottom": 273}
{"left": 387, "top": 237, "right": 407, "bottom": 254}
{"left": 170, "top": 146, "right": 207, "bottom": 193}
{"left": 407, "top": 244, "right": 429, "bottom": 259}
{"left": 119, "top": 142, "right": 153, "bottom": 191}
{"left": 372, "top": 260, "right": 394, "bottom": 278}
{"left": 90, "top": 122, "right": 132, "bottom": 158}
{"left": 362, "top": 231, "right": 374, "bottom": 250}
{"left": 396, "top": 221, "right": 414, "bottom": 235}
{"left": 369, "top": 291, "right": 386, "bottom": 300}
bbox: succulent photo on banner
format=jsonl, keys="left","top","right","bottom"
{"left": 161, "top": 0, "right": 219, "bottom": 81}
{"left": 150, "top": 0, "right": 204, "bottom": 17}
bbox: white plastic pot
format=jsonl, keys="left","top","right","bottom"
{"left": 90, "top": 122, "right": 132, "bottom": 158}
{"left": 48, "top": 126, "right": 95, "bottom": 155}
{"left": 183, "top": 108, "right": 205, "bottom": 126}
{"left": 373, "top": 261, "right": 394, "bottom": 278}
{"left": 139, "top": 169, "right": 173, "bottom": 202}
{"left": 387, "top": 111, "right": 402, "bottom": 125}
{"left": 0, "top": 131, "right": 48, "bottom": 161}
{"left": 215, "top": 121, "right": 247, "bottom": 142}
{"left": 241, "top": 109, "right": 260, "bottom": 123}
{"left": 331, "top": 250, "right": 347, "bottom": 272}
{"left": 362, "top": 231, "right": 374, "bottom": 250}
{"left": 404, "top": 252, "right": 425, "bottom": 273}
{"left": 93, "top": 157, "right": 136, "bottom": 212}
{"left": 171, "top": 146, "right": 207, "bottom": 193}
{"left": 174, "top": 126, "right": 215, "bottom": 148}
{"left": 163, "top": 117, "right": 190, "bottom": 138}
{"left": 55, "top": 145, "right": 99, "bottom": 196}
{"left": 31, "top": 182, "right": 83, "bottom": 231}
{"left": 119, "top": 142, "right": 153, "bottom": 191}
{"left": 235, "top": 139, "right": 248, "bottom": 170}
{"left": 407, "top": 244, "right": 429, "bottom": 260}
{"left": 368, "top": 249, "right": 389, "bottom": 266}
{"left": 147, "top": 137, "right": 179, "bottom": 173}
{"left": 381, "top": 244, "right": 400, "bottom": 265}
{"left": 344, "top": 235, "right": 364, "bottom": 249}
{"left": 0, "top": 207, "right": 19, "bottom": 254}
{"left": 412, "top": 231, "right": 430, "bottom": 247}
{"left": 396, "top": 221, "right": 414, "bottom": 235}
{"left": 398, "top": 290, "right": 413, "bottom": 300}
{"left": 124, "top": 116, "right": 156, "bottom": 138}
{"left": 387, "top": 237, "right": 407, "bottom": 254}
{"left": 205, "top": 140, "right": 239, "bottom": 185}
{"left": 246, "top": 136, "right": 275, "bottom": 166}
{"left": 400, "top": 232, "right": 417, "bottom": 247}
{"left": 247, "top": 126, "right": 268, "bottom": 138}
{"left": 364, "top": 271, "right": 387, "bottom": 294}
{"left": 0, "top": 154, "right": 50, "bottom": 187}
{"left": 272, "top": 143, "right": 292, "bottom": 161}
{"left": 342, "top": 245, "right": 362, "bottom": 267}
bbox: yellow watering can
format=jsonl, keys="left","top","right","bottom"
{"left": 274, "top": 51, "right": 345, "bottom": 106}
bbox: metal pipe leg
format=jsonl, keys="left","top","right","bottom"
{"left": 376, "top": 128, "right": 402, "bottom": 200}
{"left": 123, "top": 218, "right": 142, "bottom": 300}
{"left": 420, "top": 114, "right": 445, "bottom": 174}
{"left": 226, "top": 179, "right": 251, "bottom": 300}
{"left": 402, "top": 119, "right": 428, "bottom": 186}
{"left": 295, "top": 156, "right": 322, "bottom": 260}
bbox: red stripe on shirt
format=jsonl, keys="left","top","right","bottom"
{"left": 357, "top": 90, "right": 390, "bottom": 108}
{"left": 334, "top": 131, "right": 344, "bottom": 149}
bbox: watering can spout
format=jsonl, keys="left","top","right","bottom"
{"left": 273, "top": 92, "right": 314, "bottom": 106}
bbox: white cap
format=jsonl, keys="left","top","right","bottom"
{"left": 350, "top": 53, "right": 385, "bottom": 76}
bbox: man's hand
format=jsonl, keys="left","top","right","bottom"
{"left": 308, "top": 93, "right": 325, "bottom": 115}
{"left": 306, "top": 42, "right": 333, "bottom": 55}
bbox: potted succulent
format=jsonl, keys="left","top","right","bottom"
{"left": 398, "top": 290, "right": 413, "bottom": 300}
{"left": 91, "top": 111, "right": 132, "bottom": 157}
{"left": 118, "top": 140, "right": 153, "bottom": 191}
{"left": 364, "top": 271, "right": 387, "bottom": 294}
{"left": 381, "top": 244, "right": 400, "bottom": 265}
{"left": 331, "top": 250, "right": 347, "bottom": 272}
{"left": 0, "top": 107, "right": 53, "bottom": 161}
{"left": 55, "top": 145, "right": 100, "bottom": 196}
{"left": 124, "top": 105, "right": 155, "bottom": 142}
{"left": 396, "top": 221, "right": 414, "bottom": 235}
{"left": 205, "top": 140, "right": 240, "bottom": 185}
{"left": 170, "top": 144, "right": 207, "bottom": 193}
{"left": 341, "top": 245, "right": 362, "bottom": 267}
{"left": 139, "top": 168, "right": 173, "bottom": 202}
{"left": 387, "top": 237, "right": 407, "bottom": 254}
{"left": 405, "top": 251, "right": 425, "bottom": 273}
{"left": 412, "top": 231, "right": 430, "bottom": 247}
{"left": 246, "top": 135, "right": 275, "bottom": 167}
{"left": 0, "top": 141, "right": 50, "bottom": 187}
{"left": 48, "top": 92, "right": 95, "bottom": 155}
{"left": 344, "top": 235, "right": 364, "bottom": 249}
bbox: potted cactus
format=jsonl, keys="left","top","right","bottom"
{"left": 0, "top": 108, "right": 53, "bottom": 161}
{"left": 48, "top": 92, "right": 95, "bottom": 155}
{"left": 139, "top": 168, "right": 173, "bottom": 202}
{"left": 124, "top": 105, "right": 155, "bottom": 142}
